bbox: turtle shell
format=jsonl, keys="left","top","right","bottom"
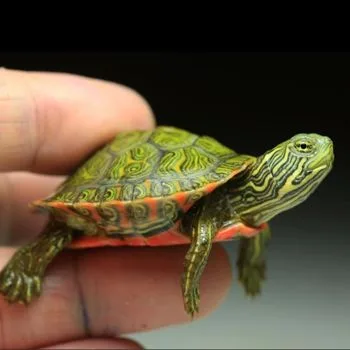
{"left": 32, "top": 126, "right": 255, "bottom": 244}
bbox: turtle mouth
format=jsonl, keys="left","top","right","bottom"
{"left": 315, "top": 163, "right": 327, "bottom": 171}
{"left": 311, "top": 140, "right": 334, "bottom": 171}
{"left": 313, "top": 164, "right": 330, "bottom": 174}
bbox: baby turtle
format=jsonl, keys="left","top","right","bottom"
{"left": 0, "top": 126, "right": 334, "bottom": 317}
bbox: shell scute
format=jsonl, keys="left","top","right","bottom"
{"left": 110, "top": 142, "right": 160, "bottom": 182}
{"left": 194, "top": 135, "right": 235, "bottom": 157}
{"left": 156, "top": 147, "right": 218, "bottom": 178}
{"left": 150, "top": 126, "right": 197, "bottom": 150}
{"left": 109, "top": 129, "right": 153, "bottom": 152}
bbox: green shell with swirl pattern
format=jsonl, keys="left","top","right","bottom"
{"left": 34, "top": 126, "right": 254, "bottom": 236}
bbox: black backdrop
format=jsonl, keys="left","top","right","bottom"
{"left": 0, "top": 52, "right": 347, "bottom": 157}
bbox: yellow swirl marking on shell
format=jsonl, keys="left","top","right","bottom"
{"left": 194, "top": 136, "right": 235, "bottom": 157}
{"left": 53, "top": 191, "right": 77, "bottom": 203}
{"left": 133, "top": 183, "right": 149, "bottom": 200}
{"left": 65, "top": 149, "right": 113, "bottom": 188}
{"left": 156, "top": 149, "right": 183, "bottom": 177}
{"left": 120, "top": 183, "right": 134, "bottom": 201}
{"left": 156, "top": 147, "right": 217, "bottom": 178}
{"left": 76, "top": 188, "right": 102, "bottom": 203}
{"left": 182, "top": 148, "right": 218, "bottom": 175}
{"left": 151, "top": 126, "right": 197, "bottom": 150}
{"left": 102, "top": 187, "right": 119, "bottom": 201}
{"left": 108, "top": 153, "right": 128, "bottom": 179}
{"left": 109, "top": 130, "right": 153, "bottom": 152}
{"left": 214, "top": 157, "right": 250, "bottom": 177}
{"left": 160, "top": 181, "right": 179, "bottom": 196}
{"left": 110, "top": 143, "right": 160, "bottom": 182}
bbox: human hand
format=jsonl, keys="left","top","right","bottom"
{"left": 0, "top": 69, "right": 232, "bottom": 349}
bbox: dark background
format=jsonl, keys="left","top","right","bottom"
{"left": 0, "top": 52, "right": 347, "bottom": 157}
{"left": 1, "top": 52, "right": 347, "bottom": 164}
{"left": 0, "top": 52, "right": 349, "bottom": 348}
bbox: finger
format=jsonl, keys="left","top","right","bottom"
{"left": 0, "top": 172, "right": 64, "bottom": 245}
{"left": 0, "top": 245, "right": 232, "bottom": 350}
{"left": 0, "top": 68, "right": 155, "bottom": 174}
{"left": 43, "top": 337, "right": 143, "bottom": 349}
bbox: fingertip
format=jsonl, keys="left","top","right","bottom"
{"left": 115, "top": 84, "right": 156, "bottom": 130}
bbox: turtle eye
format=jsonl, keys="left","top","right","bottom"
{"left": 294, "top": 139, "right": 314, "bottom": 154}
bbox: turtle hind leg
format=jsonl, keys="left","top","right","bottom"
{"left": 0, "top": 219, "right": 73, "bottom": 304}
{"left": 236, "top": 226, "right": 271, "bottom": 296}
{"left": 181, "top": 200, "right": 216, "bottom": 318}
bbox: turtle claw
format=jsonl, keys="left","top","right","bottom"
{"left": 0, "top": 266, "right": 42, "bottom": 304}
{"left": 238, "top": 263, "right": 266, "bottom": 297}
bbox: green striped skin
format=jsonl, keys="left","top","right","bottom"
{"left": 180, "top": 132, "right": 333, "bottom": 315}
{"left": 0, "top": 127, "right": 334, "bottom": 318}
{"left": 213, "top": 133, "right": 334, "bottom": 228}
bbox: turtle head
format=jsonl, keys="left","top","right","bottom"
{"left": 236, "top": 133, "right": 334, "bottom": 226}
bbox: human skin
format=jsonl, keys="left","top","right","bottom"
{"left": 0, "top": 69, "right": 232, "bottom": 349}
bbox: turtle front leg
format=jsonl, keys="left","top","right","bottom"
{"left": 236, "top": 226, "right": 271, "bottom": 296}
{"left": 0, "top": 219, "right": 73, "bottom": 304}
{"left": 181, "top": 202, "right": 216, "bottom": 318}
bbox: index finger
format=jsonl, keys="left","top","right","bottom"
{"left": 0, "top": 69, "right": 155, "bottom": 173}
